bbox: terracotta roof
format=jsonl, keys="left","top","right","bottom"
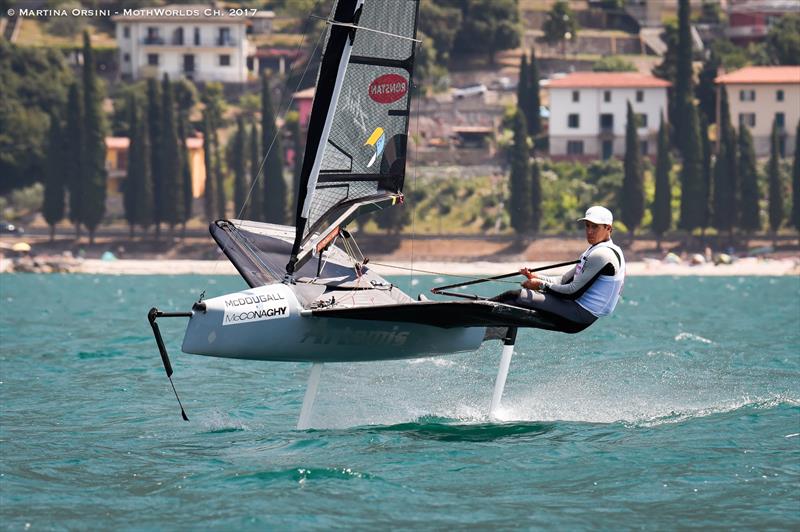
{"left": 715, "top": 66, "right": 800, "bottom": 85}
{"left": 547, "top": 72, "right": 671, "bottom": 89}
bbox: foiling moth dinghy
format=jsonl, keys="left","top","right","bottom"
{"left": 147, "top": 0, "right": 576, "bottom": 428}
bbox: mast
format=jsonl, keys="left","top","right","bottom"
{"left": 286, "top": 0, "right": 363, "bottom": 278}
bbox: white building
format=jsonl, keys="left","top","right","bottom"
{"left": 716, "top": 66, "right": 800, "bottom": 157}
{"left": 113, "top": 4, "right": 254, "bottom": 83}
{"left": 547, "top": 72, "right": 670, "bottom": 159}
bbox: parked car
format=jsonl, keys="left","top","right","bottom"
{"left": 0, "top": 221, "right": 24, "bottom": 235}
{"left": 452, "top": 84, "right": 487, "bottom": 99}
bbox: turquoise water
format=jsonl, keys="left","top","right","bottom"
{"left": 1, "top": 273, "right": 799, "bottom": 529}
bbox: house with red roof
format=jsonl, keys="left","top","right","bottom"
{"left": 546, "top": 72, "right": 670, "bottom": 160}
{"left": 716, "top": 66, "right": 800, "bottom": 157}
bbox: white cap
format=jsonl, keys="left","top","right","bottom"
{"left": 577, "top": 205, "right": 613, "bottom": 226}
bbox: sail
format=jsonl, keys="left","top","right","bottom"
{"left": 287, "top": 0, "right": 420, "bottom": 275}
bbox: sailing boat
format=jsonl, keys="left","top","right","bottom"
{"left": 149, "top": 0, "right": 575, "bottom": 427}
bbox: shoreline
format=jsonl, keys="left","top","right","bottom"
{"left": 3, "top": 257, "right": 798, "bottom": 276}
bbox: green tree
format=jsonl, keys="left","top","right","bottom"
{"left": 202, "top": 111, "right": 216, "bottom": 222}
{"left": 712, "top": 87, "right": 738, "bottom": 235}
{"left": 213, "top": 119, "right": 226, "bottom": 220}
{"left": 285, "top": 111, "right": 304, "bottom": 212}
{"left": 699, "top": 114, "right": 712, "bottom": 230}
{"left": 530, "top": 157, "right": 542, "bottom": 235}
{"left": 509, "top": 110, "right": 532, "bottom": 237}
{"left": 765, "top": 14, "right": 800, "bottom": 65}
{"left": 543, "top": 1, "right": 578, "bottom": 54}
{"left": 675, "top": 0, "right": 694, "bottom": 155}
{"left": 64, "top": 82, "right": 83, "bottom": 237}
{"left": 738, "top": 125, "right": 760, "bottom": 236}
{"left": 160, "top": 74, "right": 183, "bottom": 232}
{"left": 792, "top": 120, "right": 800, "bottom": 230}
{"left": 0, "top": 42, "right": 73, "bottom": 193}
{"left": 42, "top": 113, "right": 66, "bottom": 242}
{"left": 80, "top": 31, "right": 107, "bottom": 244}
{"left": 147, "top": 77, "right": 163, "bottom": 238}
{"left": 695, "top": 50, "right": 720, "bottom": 124}
{"left": 451, "top": 0, "right": 520, "bottom": 64}
{"left": 232, "top": 115, "right": 249, "bottom": 218}
{"left": 592, "top": 56, "right": 637, "bottom": 72}
{"left": 678, "top": 105, "right": 704, "bottom": 232}
{"left": 249, "top": 120, "right": 262, "bottom": 220}
{"left": 622, "top": 102, "right": 644, "bottom": 237}
{"left": 177, "top": 112, "right": 192, "bottom": 233}
{"left": 126, "top": 98, "right": 154, "bottom": 235}
{"left": 516, "top": 52, "right": 529, "bottom": 138}
{"left": 262, "top": 74, "right": 286, "bottom": 224}
{"left": 652, "top": 21, "right": 678, "bottom": 139}
{"left": 652, "top": 116, "right": 672, "bottom": 250}
{"left": 767, "top": 120, "right": 783, "bottom": 240}
{"left": 528, "top": 48, "right": 542, "bottom": 137}
{"left": 419, "top": 2, "right": 462, "bottom": 64}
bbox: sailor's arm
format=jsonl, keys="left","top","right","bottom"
{"left": 524, "top": 249, "right": 617, "bottom": 298}
{"left": 519, "top": 266, "right": 576, "bottom": 285}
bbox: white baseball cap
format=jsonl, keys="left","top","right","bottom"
{"left": 577, "top": 205, "right": 613, "bottom": 226}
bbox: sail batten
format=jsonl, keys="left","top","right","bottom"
{"left": 286, "top": 0, "right": 420, "bottom": 276}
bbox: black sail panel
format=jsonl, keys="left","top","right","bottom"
{"left": 287, "top": 0, "right": 419, "bottom": 275}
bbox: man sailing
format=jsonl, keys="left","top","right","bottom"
{"left": 491, "top": 206, "right": 626, "bottom": 333}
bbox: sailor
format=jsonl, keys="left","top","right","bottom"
{"left": 491, "top": 205, "right": 626, "bottom": 333}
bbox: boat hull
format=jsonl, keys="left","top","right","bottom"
{"left": 181, "top": 284, "right": 485, "bottom": 362}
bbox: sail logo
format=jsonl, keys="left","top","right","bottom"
{"left": 368, "top": 74, "right": 408, "bottom": 104}
{"left": 364, "top": 127, "right": 386, "bottom": 167}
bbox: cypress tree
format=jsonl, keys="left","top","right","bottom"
{"left": 80, "top": 30, "right": 107, "bottom": 245}
{"left": 622, "top": 102, "right": 644, "bottom": 237}
{"left": 232, "top": 115, "right": 249, "bottom": 218}
{"left": 65, "top": 82, "right": 83, "bottom": 238}
{"left": 178, "top": 112, "right": 193, "bottom": 232}
{"left": 712, "top": 140, "right": 734, "bottom": 234}
{"left": 652, "top": 115, "right": 672, "bottom": 250}
{"left": 529, "top": 48, "right": 542, "bottom": 138}
{"left": 261, "top": 73, "right": 286, "bottom": 224}
{"left": 699, "top": 114, "right": 712, "bottom": 230}
{"left": 43, "top": 113, "right": 66, "bottom": 242}
{"left": 249, "top": 120, "right": 262, "bottom": 220}
{"left": 288, "top": 113, "right": 304, "bottom": 214}
{"left": 530, "top": 157, "right": 542, "bottom": 235}
{"left": 147, "top": 77, "right": 163, "bottom": 239}
{"left": 792, "top": 120, "right": 800, "bottom": 230}
{"left": 516, "top": 52, "right": 529, "bottom": 136}
{"left": 738, "top": 125, "right": 760, "bottom": 235}
{"left": 509, "top": 110, "right": 532, "bottom": 237}
{"left": 720, "top": 87, "right": 739, "bottom": 225}
{"left": 160, "top": 74, "right": 183, "bottom": 232}
{"left": 202, "top": 111, "right": 217, "bottom": 221}
{"left": 675, "top": 0, "right": 693, "bottom": 154}
{"left": 678, "top": 105, "right": 704, "bottom": 232}
{"left": 767, "top": 120, "right": 783, "bottom": 239}
{"left": 127, "top": 99, "right": 154, "bottom": 235}
{"left": 213, "top": 119, "right": 226, "bottom": 219}
{"left": 695, "top": 50, "right": 719, "bottom": 125}
{"left": 123, "top": 96, "right": 139, "bottom": 238}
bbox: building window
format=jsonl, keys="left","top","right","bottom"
{"left": 147, "top": 53, "right": 159, "bottom": 66}
{"left": 600, "top": 113, "right": 614, "bottom": 131}
{"left": 776, "top": 89, "right": 784, "bottom": 102}
{"left": 636, "top": 90, "right": 644, "bottom": 102}
{"left": 194, "top": 27, "right": 201, "bottom": 45}
{"left": 568, "top": 114, "right": 580, "bottom": 128}
{"left": 123, "top": 26, "right": 130, "bottom": 38}
{"left": 739, "top": 113, "right": 756, "bottom": 128}
{"left": 739, "top": 90, "right": 755, "bottom": 102}
{"left": 123, "top": 53, "right": 130, "bottom": 62}
{"left": 218, "top": 27, "right": 232, "bottom": 46}
{"left": 146, "top": 27, "right": 161, "bottom": 44}
{"left": 567, "top": 140, "right": 584, "bottom": 155}
{"left": 635, "top": 113, "right": 648, "bottom": 128}
{"left": 219, "top": 54, "right": 231, "bottom": 66}
{"left": 572, "top": 90, "right": 580, "bottom": 102}
{"left": 603, "top": 90, "right": 611, "bottom": 102}
{"left": 775, "top": 112, "right": 785, "bottom": 129}
{"left": 640, "top": 140, "right": 649, "bottom": 155}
